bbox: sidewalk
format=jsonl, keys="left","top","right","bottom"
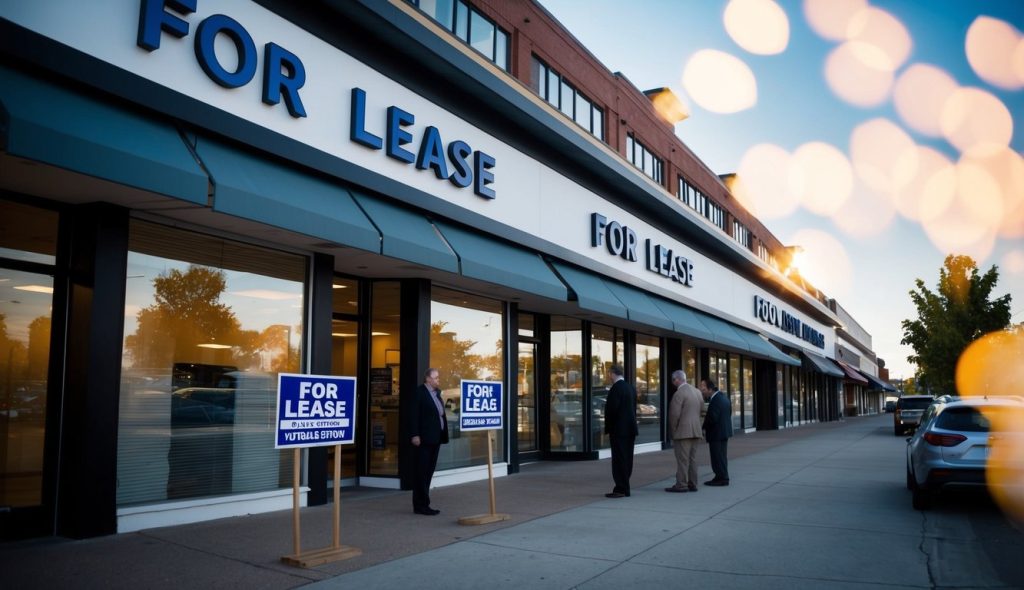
{"left": 2, "top": 415, "right": 928, "bottom": 589}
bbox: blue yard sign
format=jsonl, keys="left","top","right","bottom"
{"left": 276, "top": 373, "right": 357, "bottom": 448}
{"left": 459, "top": 380, "right": 503, "bottom": 432}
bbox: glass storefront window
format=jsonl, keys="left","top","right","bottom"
{"left": 0, "top": 200, "right": 57, "bottom": 510}
{"left": 590, "top": 324, "right": 624, "bottom": 450}
{"left": 743, "top": 357, "right": 754, "bottom": 430}
{"left": 550, "top": 316, "right": 583, "bottom": 452}
{"left": 118, "top": 221, "right": 306, "bottom": 506}
{"left": 330, "top": 276, "right": 361, "bottom": 481}
{"left": 729, "top": 353, "right": 741, "bottom": 431}
{"left": 430, "top": 287, "right": 504, "bottom": 470}
{"left": 369, "top": 281, "right": 400, "bottom": 476}
{"left": 635, "top": 333, "right": 660, "bottom": 444}
{"left": 683, "top": 346, "right": 697, "bottom": 385}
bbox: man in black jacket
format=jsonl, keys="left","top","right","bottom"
{"left": 699, "top": 378, "right": 733, "bottom": 486}
{"left": 604, "top": 365, "right": 638, "bottom": 498}
{"left": 408, "top": 367, "right": 448, "bottom": 515}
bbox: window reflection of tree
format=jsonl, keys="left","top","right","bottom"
{"left": 430, "top": 321, "right": 483, "bottom": 390}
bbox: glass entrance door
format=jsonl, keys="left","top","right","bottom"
{"left": 0, "top": 269, "right": 53, "bottom": 514}
{"left": 517, "top": 342, "right": 538, "bottom": 453}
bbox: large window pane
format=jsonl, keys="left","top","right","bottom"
{"left": 590, "top": 324, "right": 624, "bottom": 450}
{"left": 495, "top": 28, "right": 508, "bottom": 71}
{"left": 369, "top": 282, "right": 400, "bottom": 476}
{"left": 430, "top": 287, "right": 504, "bottom": 470}
{"left": 729, "top": 353, "right": 741, "bottom": 431}
{"left": 419, "top": 0, "right": 454, "bottom": 30}
{"left": 469, "top": 10, "right": 495, "bottom": 59}
{"left": 550, "top": 316, "right": 582, "bottom": 452}
{"left": 575, "top": 93, "right": 590, "bottom": 128}
{"left": 454, "top": 1, "right": 469, "bottom": 41}
{"left": 743, "top": 357, "right": 754, "bottom": 430}
{"left": 118, "top": 221, "right": 305, "bottom": 506}
{"left": 635, "top": 333, "right": 660, "bottom": 444}
{"left": 593, "top": 107, "right": 604, "bottom": 141}
{"left": 547, "top": 68, "right": 559, "bottom": 107}
{"left": 560, "top": 80, "right": 574, "bottom": 118}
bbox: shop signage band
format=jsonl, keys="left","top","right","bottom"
{"left": 591, "top": 213, "right": 695, "bottom": 288}
{"left": 753, "top": 295, "right": 825, "bottom": 349}
{"left": 137, "top": 0, "right": 497, "bottom": 199}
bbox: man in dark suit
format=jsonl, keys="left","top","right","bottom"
{"left": 604, "top": 365, "right": 638, "bottom": 498}
{"left": 699, "top": 378, "right": 733, "bottom": 486}
{"left": 408, "top": 367, "right": 448, "bottom": 515}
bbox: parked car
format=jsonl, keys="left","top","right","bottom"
{"left": 905, "top": 396, "right": 1024, "bottom": 510}
{"left": 884, "top": 400, "right": 896, "bottom": 413}
{"left": 893, "top": 395, "right": 934, "bottom": 435}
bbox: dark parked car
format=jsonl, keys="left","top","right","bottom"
{"left": 894, "top": 395, "right": 934, "bottom": 435}
{"left": 906, "top": 396, "right": 1024, "bottom": 509}
{"left": 884, "top": 400, "right": 896, "bottom": 413}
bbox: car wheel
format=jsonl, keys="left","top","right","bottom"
{"left": 912, "top": 486, "right": 931, "bottom": 510}
{"left": 894, "top": 427, "right": 903, "bottom": 436}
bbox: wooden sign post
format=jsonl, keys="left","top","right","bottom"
{"left": 275, "top": 374, "right": 362, "bottom": 568}
{"left": 281, "top": 445, "right": 362, "bottom": 567}
{"left": 458, "top": 429, "right": 510, "bottom": 525}
{"left": 456, "top": 380, "right": 510, "bottom": 526}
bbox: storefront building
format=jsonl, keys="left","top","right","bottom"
{"left": 0, "top": 0, "right": 881, "bottom": 539}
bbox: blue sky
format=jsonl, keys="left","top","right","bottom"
{"left": 541, "top": 0, "right": 1024, "bottom": 379}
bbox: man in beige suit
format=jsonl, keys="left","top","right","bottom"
{"left": 665, "top": 369, "right": 704, "bottom": 493}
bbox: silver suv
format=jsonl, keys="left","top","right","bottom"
{"left": 893, "top": 395, "right": 934, "bottom": 435}
{"left": 905, "top": 397, "right": 1024, "bottom": 510}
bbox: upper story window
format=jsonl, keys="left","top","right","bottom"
{"left": 410, "top": 0, "right": 509, "bottom": 71}
{"left": 756, "top": 241, "right": 778, "bottom": 269}
{"left": 707, "top": 200, "right": 725, "bottom": 231}
{"left": 626, "top": 133, "right": 663, "bottom": 184}
{"left": 531, "top": 56, "right": 605, "bottom": 141}
{"left": 733, "top": 221, "right": 751, "bottom": 249}
{"left": 678, "top": 176, "right": 725, "bottom": 230}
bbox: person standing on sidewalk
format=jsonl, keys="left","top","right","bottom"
{"left": 699, "top": 378, "right": 732, "bottom": 486}
{"left": 604, "top": 365, "right": 638, "bottom": 498}
{"left": 665, "top": 370, "right": 704, "bottom": 493}
{"left": 408, "top": 367, "right": 448, "bottom": 515}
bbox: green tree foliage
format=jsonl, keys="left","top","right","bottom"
{"left": 900, "top": 255, "right": 1011, "bottom": 395}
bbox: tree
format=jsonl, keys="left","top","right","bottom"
{"left": 429, "top": 321, "right": 482, "bottom": 390}
{"left": 901, "top": 255, "right": 1011, "bottom": 395}
{"left": 125, "top": 265, "right": 257, "bottom": 369}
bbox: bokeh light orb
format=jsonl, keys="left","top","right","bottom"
{"left": 965, "top": 16, "right": 1024, "bottom": 91}
{"left": 803, "top": 0, "right": 867, "bottom": 41}
{"left": 850, "top": 118, "right": 919, "bottom": 194}
{"left": 791, "top": 142, "right": 854, "bottom": 216}
{"left": 892, "top": 145, "right": 955, "bottom": 222}
{"left": 940, "top": 87, "right": 1013, "bottom": 157}
{"left": 893, "top": 64, "right": 959, "bottom": 137}
{"left": 682, "top": 49, "right": 758, "bottom": 114}
{"left": 825, "top": 41, "right": 894, "bottom": 107}
{"left": 845, "top": 6, "right": 912, "bottom": 71}
{"left": 732, "top": 143, "right": 801, "bottom": 219}
{"left": 724, "top": 0, "right": 790, "bottom": 55}
{"left": 921, "top": 160, "right": 1003, "bottom": 261}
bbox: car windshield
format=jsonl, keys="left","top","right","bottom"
{"left": 898, "top": 398, "right": 933, "bottom": 410}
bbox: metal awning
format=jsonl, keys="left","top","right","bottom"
{"left": 833, "top": 359, "right": 869, "bottom": 385}
{"left": 693, "top": 312, "right": 751, "bottom": 353}
{"left": 601, "top": 280, "right": 674, "bottom": 331}
{"left": 194, "top": 137, "right": 380, "bottom": 252}
{"left": 0, "top": 65, "right": 208, "bottom": 204}
{"left": 801, "top": 351, "right": 845, "bottom": 377}
{"left": 551, "top": 263, "right": 629, "bottom": 321}
{"left": 857, "top": 368, "right": 897, "bottom": 391}
{"left": 736, "top": 329, "right": 802, "bottom": 366}
{"left": 434, "top": 221, "right": 567, "bottom": 301}
{"left": 350, "top": 190, "right": 459, "bottom": 272}
{"left": 650, "top": 298, "right": 716, "bottom": 343}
